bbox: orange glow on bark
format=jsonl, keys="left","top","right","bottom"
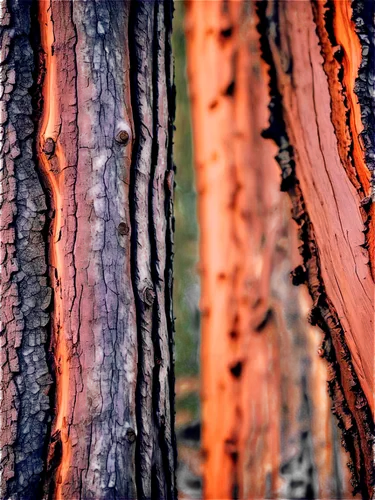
{"left": 333, "top": 0, "right": 374, "bottom": 276}
{"left": 333, "top": 0, "right": 370, "bottom": 191}
{"left": 39, "top": 4, "right": 71, "bottom": 496}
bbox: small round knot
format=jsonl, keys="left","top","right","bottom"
{"left": 118, "top": 222, "right": 129, "bottom": 235}
{"left": 126, "top": 428, "right": 136, "bottom": 443}
{"left": 143, "top": 286, "right": 155, "bottom": 307}
{"left": 43, "top": 137, "right": 55, "bottom": 156}
{"left": 116, "top": 130, "right": 130, "bottom": 145}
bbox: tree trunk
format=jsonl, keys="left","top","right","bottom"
{"left": 186, "top": 0, "right": 373, "bottom": 499}
{"left": 0, "top": 1, "right": 177, "bottom": 499}
{"left": 258, "top": 1, "right": 374, "bottom": 497}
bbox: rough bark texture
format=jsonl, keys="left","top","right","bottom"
{"left": 0, "top": 1, "right": 176, "bottom": 499}
{"left": 186, "top": 0, "right": 373, "bottom": 499}
{"left": 258, "top": 0, "right": 374, "bottom": 498}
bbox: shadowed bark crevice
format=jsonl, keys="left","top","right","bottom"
{"left": 129, "top": 1, "right": 176, "bottom": 498}
{"left": 29, "top": 2, "right": 59, "bottom": 495}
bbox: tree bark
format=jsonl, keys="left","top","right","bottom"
{"left": 0, "top": 1, "right": 177, "bottom": 499}
{"left": 186, "top": 0, "right": 373, "bottom": 499}
{"left": 258, "top": 1, "right": 374, "bottom": 497}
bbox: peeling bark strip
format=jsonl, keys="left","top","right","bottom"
{"left": 186, "top": 1, "right": 354, "bottom": 499}
{"left": 257, "top": 1, "right": 374, "bottom": 497}
{"left": 1, "top": 0, "right": 176, "bottom": 499}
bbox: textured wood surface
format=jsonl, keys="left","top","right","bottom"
{"left": 186, "top": 0, "right": 360, "bottom": 498}
{"left": 0, "top": 1, "right": 176, "bottom": 498}
{"left": 259, "top": 0, "right": 374, "bottom": 497}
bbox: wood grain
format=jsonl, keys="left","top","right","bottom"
{"left": 259, "top": 0, "right": 374, "bottom": 496}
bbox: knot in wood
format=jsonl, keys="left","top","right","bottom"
{"left": 117, "top": 222, "right": 129, "bottom": 235}
{"left": 126, "top": 428, "right": 136, "bottom": 443}
{"left": 43, "top": 137, "right": 55, "bottom": 156}
{"left": 115, "top": 130, "right": 130, "bottom": 145}
{"left": 142, "top": 286, "right": 155, "bottom": 306}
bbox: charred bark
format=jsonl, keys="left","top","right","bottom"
{"left": 257, "top": 0, "right": 374, "bottom": 498}
{"left": 186, "top": 1, "right": 356, "bottom": 499}
{"left": 0, "top": 1, "right": 176, "bottom": 499}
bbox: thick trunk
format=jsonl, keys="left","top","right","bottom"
{"left": 186, "top": 0, "right": 372, "bottom": 499}
{"left": 0, "top": 1, "right": 176, "bottom": 499}
{"left": 258, "top": 1, "right": 374, "bottom": 497}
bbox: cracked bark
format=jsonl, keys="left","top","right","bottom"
{"left": 186, "top": 0, "right": 373, "bottom": 499}
{"left": 257, "top": 0, "right": 374, "bottom": 498}
{"left": 0, "top": 1, "right": 176, "bottom": 499}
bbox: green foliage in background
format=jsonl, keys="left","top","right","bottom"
{"left": 172, "top": 2, "right": 200, "bottom": 379}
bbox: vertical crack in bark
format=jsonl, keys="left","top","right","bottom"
{"left": 37, "top": 2, "right": 72, "bottom": 497}
{"left": 351, "top": 0, "right": 375, "bottom": 274}
{"left": 256, "top": 2, "right": 374, "bottom": 498}
{"left": 130, "top": 1, "right": 176, "bottom": 498}
{"left": 312, "top": 0, "right": 366, "bottom": 195}
{"left": 312, "top": 0, "right": 374, "bottom": 278}
{"left": 164, "top": 0, "right": 177, "bottom": 496}
{"left": 130, "top": 2, "right": 156, "bottom": 497}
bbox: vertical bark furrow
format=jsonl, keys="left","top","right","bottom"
{"left": 130, "top": 1, "right": 176, "bottom": 498}
{"left": 0, "top": 1, "right": 52, "bottom": 497}
{"left": 352, "top": 0, "right": 375, "bottom": 175}
{"left": 151, "top": 2, "right": 176, "bottom": 498}
{"left": 130, "top": 2, "right": 156, "bottom": 498}
{"left": 164, "top": 0, "right": 177, "bottom": 496}
{"left": 351, "top": 0, "right": 375, "bottom": 271}
{"left": 312, "top": 0, "right": 367, "bottom": 196}
{"left": 257, "top": 2, "right": 374, "bottom": 497}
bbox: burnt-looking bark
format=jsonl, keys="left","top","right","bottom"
{"left": 0, "top": 1, "right": 52, "bottom": 497}
{"left": 257, "top": 1, "right": 374, "bottom": 498}
{"left": 0, "top": 1, "right": 176, "bottom": 499}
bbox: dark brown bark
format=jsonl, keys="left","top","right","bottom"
{"left": 257, "top": 0, "right": 374, "bottom": 498}
{"left": 0, "top": 1, "right": 176, "bottom": 499}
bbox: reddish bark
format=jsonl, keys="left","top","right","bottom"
{"left": 259, "top": 0, "right": 374, "bottom": 497}
{"left": 186, "top": 0, "right": 359, "bottom": 498}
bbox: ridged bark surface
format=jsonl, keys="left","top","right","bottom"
{"left": 0, "top": 1, "right": 176, "bottom": 499}
{"left": 186, "top": 0, "right": 373, "bottom": 499}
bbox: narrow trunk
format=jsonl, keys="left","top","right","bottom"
{"left": 185, "top": 0, "right": 372, "bottom": 498}
{"left": 0, "top": 1, "right": 177, "bottom": 499}
{"left": 258, "top": 1, "right": 374, "bottom": 497}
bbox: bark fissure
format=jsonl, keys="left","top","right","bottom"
{"left": 312, "top": 0, "right": 374, "bottom": 279}
{"left": 129, "top": 1, "right": 176, "bottom": 498}
{"left": 29, "top": 2, "right": 60, "bottom": 494}
{"left": 257, "top": 2, "right": 374, "bottom": 497}
{"left": 351, "top": 0, "right": 375, "bottom": 272}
